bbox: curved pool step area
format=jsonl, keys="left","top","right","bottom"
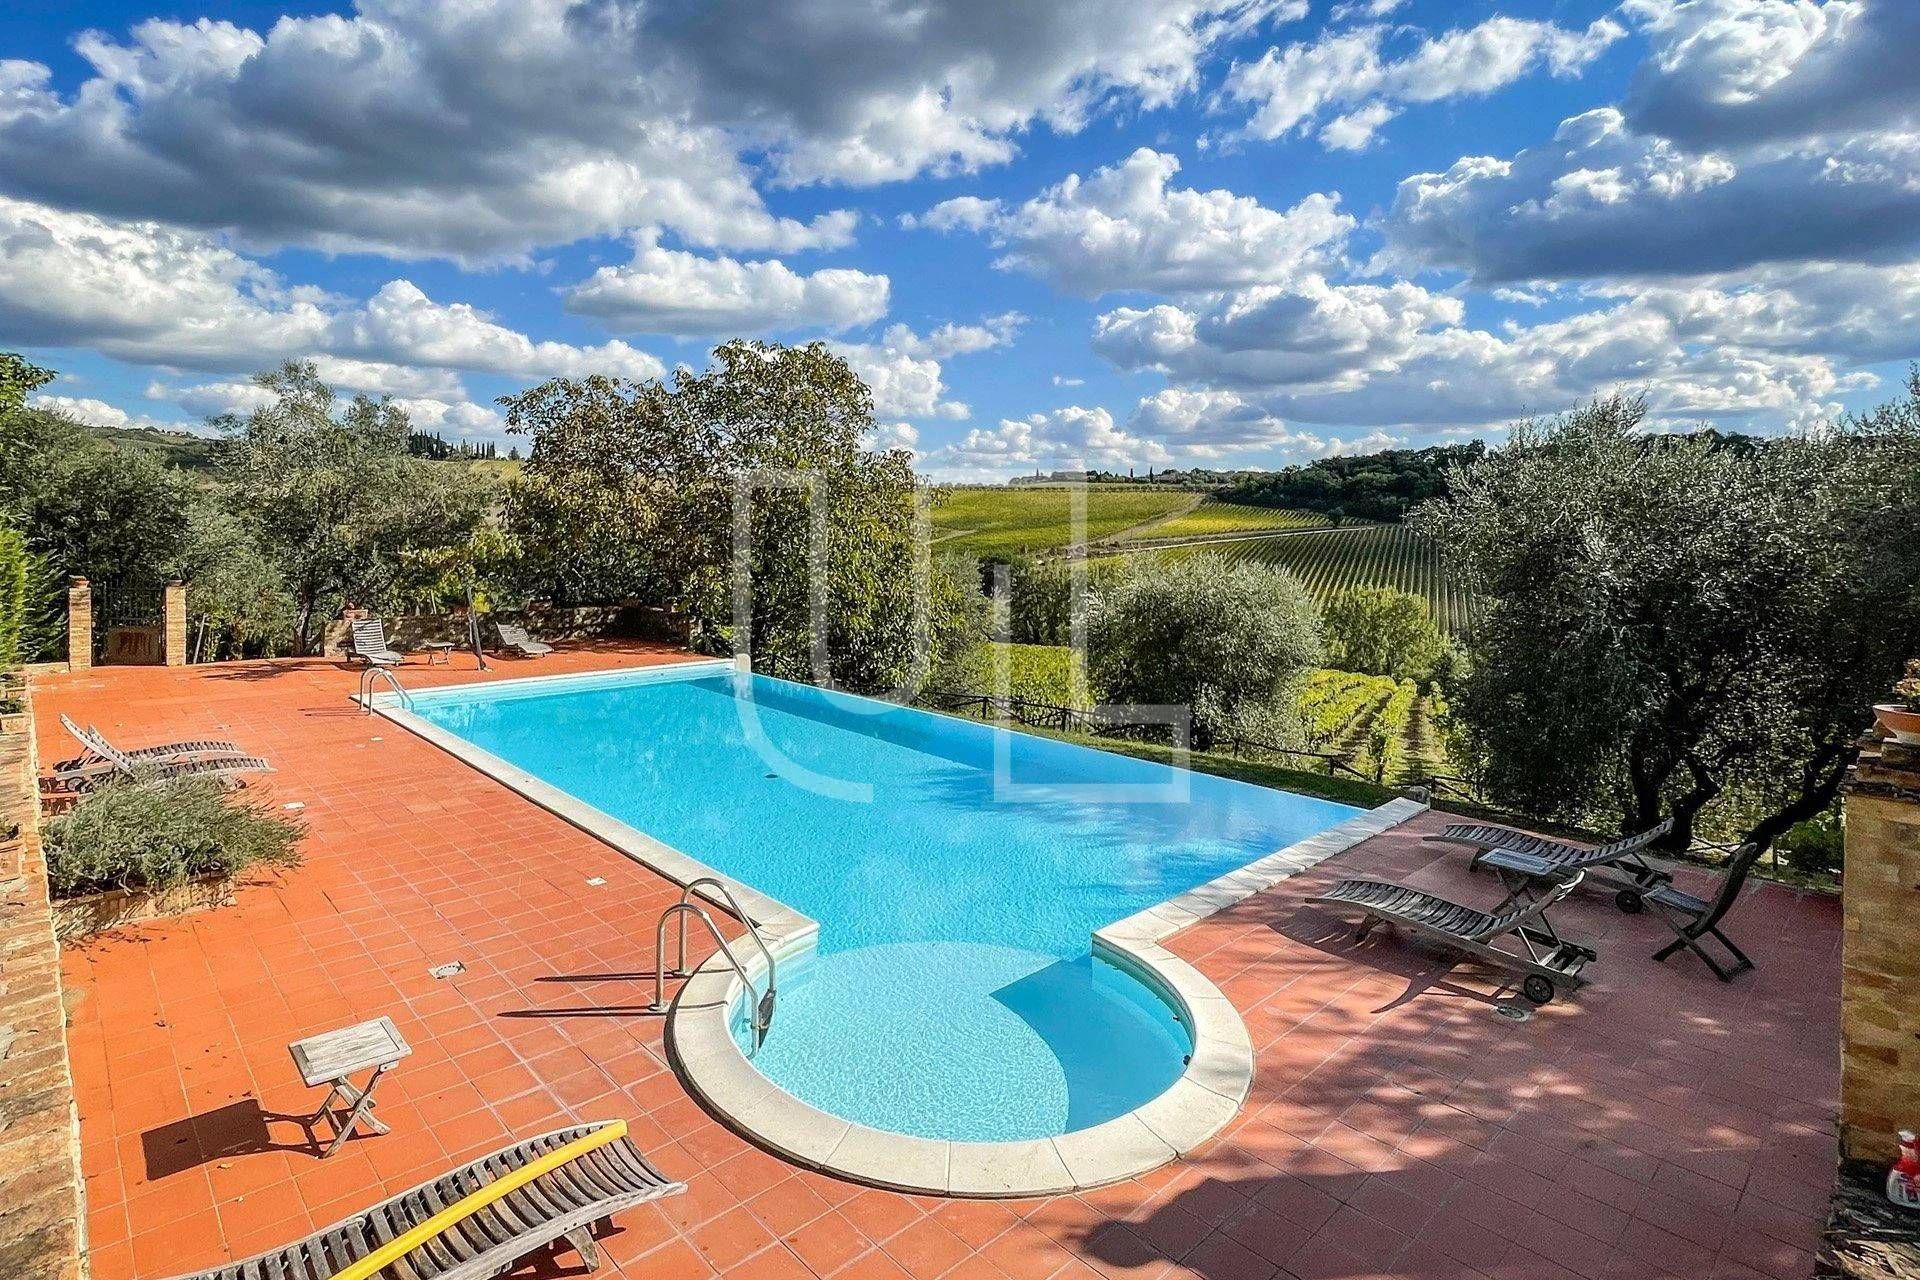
{"left": 668, "top": 793, "right": 1424, "bottom": 1196}
{"left": 371, "top": 662, "right": 1426, "bottom": 1194}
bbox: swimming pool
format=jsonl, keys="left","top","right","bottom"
{"left": 395, "top": 662, "right": 1392, "bottom": 1164}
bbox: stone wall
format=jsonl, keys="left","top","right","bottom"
{"left": 0, "top": 690, "right": 86, "bottom": 1279}
{"left": 321, "top": 603, "right": 689, "bottom": 658}
{"left": 1837, "top": 733, "right": 1920, "bottom": 1163}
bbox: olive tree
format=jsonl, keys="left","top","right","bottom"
{"left": 1417, "top": 386, "right": 1920, "bottom": 851}
{"left": 504, "top": 340, "right": 970, "bottom": 694}
{"left": 218, "top": 362, "right": 496, "bottom": 652}
{"left": 1088, "top": 553, "right": 1322, "bottom": 750}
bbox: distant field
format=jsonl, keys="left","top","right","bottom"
{"left": 930, "top": 486, "right": 1195, "bottom": 558}
{"left": 1129, "top": 524, "right": 1471, "bottom": 633}
{"left": 1121, "top": 501, "right": 1335, "bottom": 541}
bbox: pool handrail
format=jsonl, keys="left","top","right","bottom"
{"left": 647, "top": 898, "right": 775, "bottom": 1055}
{"left": 358, "top": 665, "right": 414, "bottom": 713}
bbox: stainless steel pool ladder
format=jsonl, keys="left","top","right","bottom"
{"left": 358, "top": 666, "right": 414, "bottom": 713}
{"left": 647, "top": 877, "right": 778, "bottom": 1055}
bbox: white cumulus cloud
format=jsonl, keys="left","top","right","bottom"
{"left": 564, "top": 236, "right": 890, "bottom": 335}
{"left": 908, "top": 148, "right": 1350, "bottom": 296}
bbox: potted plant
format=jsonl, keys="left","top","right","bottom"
{"left": 1875, "top": 659, "right": 1920, "bottom": 743}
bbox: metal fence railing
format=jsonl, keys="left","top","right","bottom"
{"left": 914, "top": 688, "right": 1375, "bottom": 782}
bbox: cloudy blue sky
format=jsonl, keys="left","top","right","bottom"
{"left": 3, "top": 0, "right": 1917, "bottom": 479}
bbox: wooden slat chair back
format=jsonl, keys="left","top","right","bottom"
{"left": 1648, "top": 842, "right": 1764, "bottom": 980}
{"left": 160, "top": 1120, "right": 682, "bottom": 1280}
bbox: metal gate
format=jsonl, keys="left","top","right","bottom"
{"left": 91, "top": 572, "right": 166, "bottom": 664}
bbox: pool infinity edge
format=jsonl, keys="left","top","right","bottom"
{"left": 365, "top": 660, "right": 1427, "bottom": 1196}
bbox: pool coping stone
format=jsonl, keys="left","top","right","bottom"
{"left": 366, "top": 667, "right": 1428, "bottom": 1196}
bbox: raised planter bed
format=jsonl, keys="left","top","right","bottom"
{"left": 51, "top": 873, "right": 235, "bottom": 941}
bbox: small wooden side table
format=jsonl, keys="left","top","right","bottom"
{"left": 420, "top": 641, "right": 456, "bottom": 665}
{"left": 289, "top": 1015, "right": 412, "bottom": 1158}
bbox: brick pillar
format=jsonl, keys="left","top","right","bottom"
{"left": 163, "top": 579, "right": 188, "bottom": 666}
{"left": 1837, "top": 730, "right": 1920, "bottom": 1163}
{"left": 64, "top": 577, "right": 90, "bottom": 672}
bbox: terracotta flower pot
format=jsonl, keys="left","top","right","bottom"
{"left": 1874, "top": 704, "right": 1920, "bottom": 744}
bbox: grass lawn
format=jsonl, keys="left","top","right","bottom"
{"left": 931, "top": 486, "right": 1195, "bottom": 557}
{"left": 1124, "top": 501, "right": 1335, "bottom": 541}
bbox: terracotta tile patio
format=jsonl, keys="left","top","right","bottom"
{"left": 33, "top": 647, "right": 1840, "bottom": 1280}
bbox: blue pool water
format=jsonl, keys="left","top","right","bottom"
{"left": 411, "top": 665, "right": 1361, "bottom": 1141}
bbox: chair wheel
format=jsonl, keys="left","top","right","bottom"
{"left": 1615, "top": 889, "right": 1644, "bottom": 914}
{"left": 1522, "top": 975, "right": 1556, "bottom": 1005}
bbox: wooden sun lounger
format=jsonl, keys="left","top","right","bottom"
{"left": 52, "top": 712, "right": 243, "bottom": 773}
{"left": 160, "top": 1120, "right": 682, "bottom": 1280}
{"left": 1426, "top": 816, "right": 1675, "bottom": 910}
{"left": 1308, "top": 870, "right": 1594, "bottom": 1004}
{"left": 347, "top": 618, "right": 406, "bottom": 667}
{"left": 40, "top": 722, "right": 270, "bottom": 795}
{"left": 494, "top": 621, "right": 554, "bottom": 657}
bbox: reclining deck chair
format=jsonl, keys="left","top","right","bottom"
{"left": 160, "top": 1120, "right": 682, "bottom": 1280}
{"left": 494, "top": 621, "right": 554, "bottom": 657}
{"left": 1308, "top": 870, "right": 1594, "bottom": 1004}
{"left": 43, "top": 718, "right": 271, "bottom": 794}
{"left": 1427, "top": 817, "right": 1674, "bottom": 911}
{"left": 346, "top": 618, "right": 406, "bottom": 667}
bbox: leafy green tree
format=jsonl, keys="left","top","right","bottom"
{"left": 1, "top": 359, "right": 198, "bottom": 606}
{"left": 0, "top": 352, "right": 53, "bottom": 414}
{"left": 218, "top": 362, "right": 496, "bottom": 653}
{"left": 1417, "top": 387, "right": 1920, "bottom": 851}
{"left": 505, "top": 340, "right": 965, "bottom": 693}
{"left": 1088, "top": 553, "right": 1322, "bottom": 750}
{"left": 1321, "top": 586, "right": 1448, "bottom": 682}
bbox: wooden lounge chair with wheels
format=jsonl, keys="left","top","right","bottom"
{"left": 42, "top": 721, "right": 271, "bottom": 795}
{"left": 1427, "top": 816, "right": 1675, "bottom": 912}
{"left": 347, "top": 618, "right": 406, "bottom": 667}
{"left": 1647, "top": 842, "right": 1763, "bottom": 981}
{"left": 494, "top": 621, "right": 554, "bottom": 658}
{"left": 160, "top": 1120, "right": 682, "bottom": 1280}
{"left": 51, "top": 712, "right": 244, "bottom": 774}
{"left": 1308, "top": 870, "right": 1594, "bottom": 1004}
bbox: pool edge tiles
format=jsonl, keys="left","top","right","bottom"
{"left": 667, "top": 795, "right": 1426, "bottom": 1196}
{"left": 365, "top": 665, "right": 1428, "bottom": 1196}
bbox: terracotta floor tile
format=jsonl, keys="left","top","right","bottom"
{"left": 39, "top": 649, "right": 1841, "bottom": 1280}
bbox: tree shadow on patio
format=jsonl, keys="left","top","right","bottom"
{"left": 141, "top": 1099, "right": 328, "bottom": 1179}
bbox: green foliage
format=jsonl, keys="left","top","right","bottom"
{"left": 0, "top": 352, "right": 53, "bottom": 414}
{"left": 981, "top": 643, "right": 1091, "bottom": 707}
{"left": 1417, "top": 386, "right": 1920, "bottom": 851}
{"left": 178, "top": 503, "right": 298, "bottom": 659}
{"left": 1776, "top": 806, "right": 1843, "bottom": 880}
{"left": 1363, "top": 679, "right": 1419, "bottom": 783}
{"left": 0, "top": 403, "right": 198, "bottom": 588}
{"left": 1321, "top": 587, "right": 1449, "bottom": 682}
{"left": 505, "top": 341, "right": 968, "bottom": 694}
{"left": 0, "top": 522, "right": 29, "bottom": 669}
{"left": 930, "top": 486, "right": 1192, "bottom": 558}
{"left": 1088, "top": 552, "right": 1322, "bottom": 750}
{"left": 45, "top": 774, "right": 305, "bottom": 898}
{"left": 219, "top": 362, "right": 497, "bottom": 653}
{"left": 1297, "top": 670, "right": 1397, "bottom": 749}
{"left": 1047, "top": 729, "right": 1397, "bottom": 809}
{"left": 924, "top": 553, "right": 994, "bottom": 692}
{"left": 1222, "top": 443, "right": 1484, "bottom": 522}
